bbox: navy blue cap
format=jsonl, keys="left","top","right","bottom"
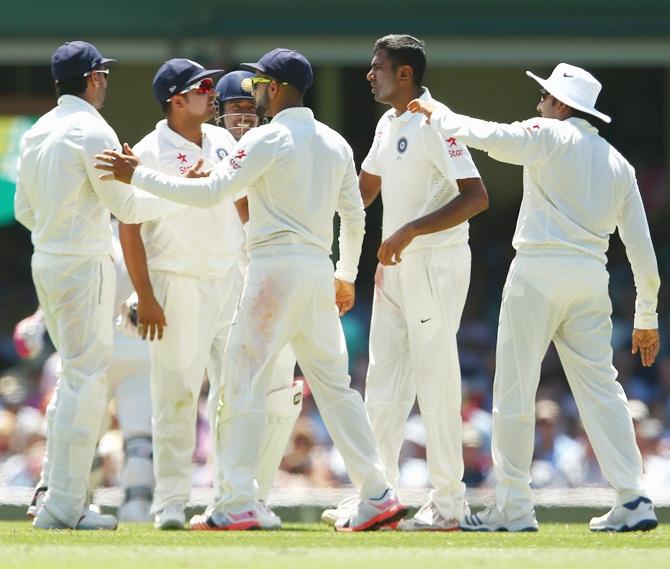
{"left": 152, "top": 58, "right": 225, "bottom": 103}
{"left": 51, "top": 41, "right": 116, "bottom": 82}
{"left": 241, "top": 48, "right": 313, "bottom": 92}
{"left": 216, "top": 70, "right": 255, "bottom": 103}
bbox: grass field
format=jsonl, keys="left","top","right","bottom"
{"left": 1, "top": 522, "right": 668, "bottom": 569}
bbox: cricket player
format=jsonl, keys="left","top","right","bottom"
{"left": 119, "top": 60, "right": 301, "bottom": 530}
{"left": 214, "top": 69, "right": 302, "bottom": 518}
{"left": 410, "top": 63, "right": 660, "bottom": 532}
{"left": 323, "top": 35, "right": 488, "bottom": 531}
{"left": 14, "top": 40, "right": 180, "bottom": 530}
{"left": 96, "top": 48, "right": 406, "bottom": 532}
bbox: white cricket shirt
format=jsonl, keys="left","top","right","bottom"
{"left": 14, "top": 95, "right": 178, "bottom": 255}
{"left": 429, "top": 108, "right": 660, "bottom": 329}
{"left": 132, "top": 121, "right": 244, "bottom": 278}
{"left": 131, "top": 107, "right": 365, "bottom": 283}
{"left": 361, "top": 88, "right": 481, "bottom": 253}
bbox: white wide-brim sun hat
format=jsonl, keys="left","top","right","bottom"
{"left": 526, "top": 62, "right": 611, "bottom": 124}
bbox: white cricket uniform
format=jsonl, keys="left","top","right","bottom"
{"left": 14, "top": 95, "right": 179, "bottom": 527}
{"left": 132, "top": 120, "right": 246, "bottom": 513}
{"left": 361, "top": 88, "right": 480, "bottom": 520}
{"left": 429, "top": 107, "right": 660, "bottom": 518}
{"left": 130, "top": 106, "right": 391, "bottom": 513}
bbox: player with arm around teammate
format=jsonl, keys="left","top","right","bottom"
{"left": 410, "top": 63, "right": 660, "bottom": 533}
{"left": 96, "top": 48, "right": 406, "bottom": 532}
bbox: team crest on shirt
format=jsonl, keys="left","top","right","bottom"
{"left": 397, "top": 137, "right": 408, "bottom": 154}
{"left": 216, "top": 147, "right": 229, "bottom": 160}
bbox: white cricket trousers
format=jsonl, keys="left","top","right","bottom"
{"left": 32, "top": 252, "right": 115, "bottom": 527}
{"left": 365, "top": 244, "right": 471, "bottom": 520}
{"left": 214, "top": 247, "right": 390, "bottom": 513}
{"left": 148, "top": 266, "right": 241, "bottom": 513}
{"left": 493, "top": 252, "right": 647, "bottom": 519}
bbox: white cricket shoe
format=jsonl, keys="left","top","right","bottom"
{"left": 34, "top": 507, "right": 118, "bottom": 530}
{"left": 321, "top": 494, "right": 359, "bottom": 527}
{"left": 335, "top": 489, "right": 408, "bottom": 532}
{"left": 398, "top": 501, "right": 461, "bottom": 531}
{"left": 257, "top": 502, "right": 281, "bottom": 530}
{"left": 154, "top": 503, "right": 186, "bottom": 530}
{"left": 460, "top": 504, "right": 538, "bottom": 532}
{"left": 589, "top": 497, "right": 658, "bottom": 532}
{"left": 118, "top": 498, "right": 152, "bottom": 523}
{"left": 189, "top": 509, "right": 260, "bottom": 531}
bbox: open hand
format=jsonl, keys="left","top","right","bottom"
{"left": 137, "top": 294, "right": 167, "bottom": 341}
{"left": 186, "top": 158, "right": 211, "bottom": 178}
{"left": 632, "top": 328, "right": 660, "bottom": 367}
{"left": 95, "top": 142, "right": 139, "bottom": 184}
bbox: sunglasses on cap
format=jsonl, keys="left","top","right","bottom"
{"left": 83, "top": 68, "right": 110, "bottom": 78}
{"left": 250, "top": 77, "right": 289, "bottom": 91}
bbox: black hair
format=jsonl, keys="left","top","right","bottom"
{"left": 160, "top": 101, "right": 171, "bottom": 115}
{"left": 55, "top": 76, "right": 87, "bottom": 98}
{"left": 373, "top": 34, "right": 426, "bottom": 87}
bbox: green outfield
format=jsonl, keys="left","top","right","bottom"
{"left": 1, "top": 522, "right": 667, "bottom": 569}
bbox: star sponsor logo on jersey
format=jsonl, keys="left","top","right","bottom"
{"left": 177, "top": 152, "right": 193, "bottom": 175}
{"left": 177, "top": 152, "right": 188, "bottom": 163}
{"left": 229, "top": 148, "right": 247, "bottom": 170}
{"left": 525, "top": 122, "right": 542, "bottom": 134}
{"left": 397, "top": 136, "right": 408, "bottom": 154}
{"left": 216, "top": 147, "right": 229, "bottom": 160}
{"left": 445, "top": 136, "right": 464, "bottom": 158}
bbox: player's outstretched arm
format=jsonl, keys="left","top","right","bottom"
{"left": 632, "top": 328, "right": 660, "bottom": 367}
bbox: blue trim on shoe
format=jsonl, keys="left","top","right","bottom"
{"left": 622, "top": 496, "right": 652, "bottom": 511}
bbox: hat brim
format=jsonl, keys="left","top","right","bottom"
{"left": 239, "top": 62, "right": 264, "bottom": 75}
{"left": 185, "top": 68, "right": 226, "bottom": 87}
{"left": 526, "top": 70, "right": 612, "bottom": 124}
{"left": 100, "top": 57, "right": 116, "bottom": 66}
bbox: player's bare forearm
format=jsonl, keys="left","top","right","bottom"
{"left": 359, "top": 170, "right": 382, "bottom": 208}
{"left": 378, "top": 177, "right": 488, "bottom": 265}
{"left": 631, "top": 328, "right": 660, "bottom": 367}
{"left": 119, "top": 221, "right": 166, "bottom": 340}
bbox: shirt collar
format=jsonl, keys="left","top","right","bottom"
{"left": 271, "top": 106, "right": 314, "bottom": 123}
{"left": 57, "top": 94, "right": 105, "bottom": 122}
{"left": 566, "top": 116, "right": 599, "bottom": 134}
{"left": 156, "top": 119, "right": 207, "bottom": 149}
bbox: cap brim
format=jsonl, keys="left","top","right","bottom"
{"left": 526, "top": 70, "right": 611, "bottom": 124}
{"left": 100, "top": 57, "right": 116, "bottom": 66}
{"left": 239, "top": 62, "right": 263, "bottom": 74}
{"left": 186, "top": 68, "right": 226, "bottom": 86}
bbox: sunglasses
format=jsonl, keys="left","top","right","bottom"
{"left": 540, "top": 88, "right": 551, "bottom": 101}
{"left": 180, "top": 77, "right": 215, "bottom": 96}
{"left": 83, "top": 68, "right": 110, "bottom": 78}
{"left": 250, "top": 77, "right": 289, "bottom": 91}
